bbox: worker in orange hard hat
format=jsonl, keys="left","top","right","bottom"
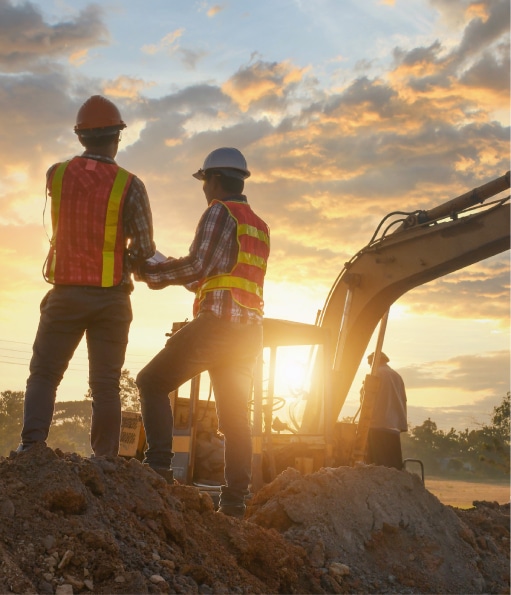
{"left": 135, "top": 147, "right": 270, "bottom": 517}
{"left": 74, "top": 94, "right": 127, "bottom": 136}
{"left": 16, "top": 95, "right": 156, "bottom": 458}
{"left": 362, "top": 352, "right": 408, "bottom": 469}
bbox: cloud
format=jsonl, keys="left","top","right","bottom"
{"left": 429, "top": 0, "right": 490, "bottom": 28}
{"left": 141, "top": 29, "right": 184, "bottom": 55}
{"left": 207, "top": 4, "right": 225, "bottom": 17}
{"left": 0, "top": 1, "right": 108, "bottom": 71}
{"left": 178, "top": 47, "right": 208, "bottom": 70}
{"left": 103, "top": 76, "right": 155, "bottom": 100}
{"left": 459, "top": 45, "right": 510, "bottom": 93}
{"left": 407, "top": 390, "right": 506, "bottom": 431}
{"left": 390, "top": 0, "right": 510, "bottom": 118}
{"left": 455, "top": 0, "right": 509, "bottom": 58}
{"left": 222, "top": 59, "right": 308, "bottom": 112}
{"left": 400, "top": 257, "right": 510, "bottom": 322}
{"left": 401, "top": 351, "right": 510, "bottom": 394}
{"left": 69, "top": 48, "right": 90, "bottom": 67}
{"left": 0, "top": 71, "right": 77, "bottom": 177}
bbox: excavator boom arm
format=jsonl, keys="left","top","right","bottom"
{"left": 311, "top": 177, "right": 510, "bottom": 429}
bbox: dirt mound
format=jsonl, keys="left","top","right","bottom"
{"left": 0, "top": 444, "right": 508, "bottom": 594}
{"left": 248, "top": 466, "right": 510, "bottom": 593}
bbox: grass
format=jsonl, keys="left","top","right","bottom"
{"left": 424, "top": 476, "right": 510, "bottom": 508}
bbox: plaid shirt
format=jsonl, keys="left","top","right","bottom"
{"left": 139, "top": 196, "right": 266, "bottom": 323}
{"left": 47, "top": 153, "right": 155, "bottom": 291}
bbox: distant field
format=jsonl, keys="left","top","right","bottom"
{"left": 425, "top": 477, "right": 510, "bottom": 508}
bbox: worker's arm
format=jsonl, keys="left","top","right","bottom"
{"left": 124, "top": 176, "right": 156, "bottom": 263}
{"left": 136, "top": 202, "right": 236, "bottom": 290}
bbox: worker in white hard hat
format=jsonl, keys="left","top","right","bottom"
{"left": 17, "top": 96, "right": 156, "bottom": 457}
{"left": 135, "top": 147, "right": 270, "bottom": 517}
{"left": 362, "top": 352, "right": 408, "bottom": 468}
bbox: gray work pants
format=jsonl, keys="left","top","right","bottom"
{"left": 136, "top": 312, "right": 262, "bottom": 506}
{"left": 21, "top": 285, "right": 132, "bottom": 456}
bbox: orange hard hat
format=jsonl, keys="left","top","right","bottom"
{"left": 74, "top": 95, "right": 126, "bottom": 136}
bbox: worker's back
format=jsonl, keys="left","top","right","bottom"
{"left": 371, "top": 363, "right": 407, "bottom": 432}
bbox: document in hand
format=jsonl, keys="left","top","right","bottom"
{"left": 146, "top": 250, "right": 167, "bottom": 265}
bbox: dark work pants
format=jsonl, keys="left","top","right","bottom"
{"left": 21, "top": 286, "right": 132, "bottom": 456}
{"left": 136, "top": 313, "right": 262, "bottom": 506}
{"left": 367, "top": 428, "right": 403, "bottom": 469}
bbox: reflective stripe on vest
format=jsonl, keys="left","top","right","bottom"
{"left": 194, "top": 200, "right": 270, "bottom": 315}
{"left": 45, "top": 159, "right": 131, "bottom": 287}
{"left": 101, "top": 167, "right": 131, "bottom": 286}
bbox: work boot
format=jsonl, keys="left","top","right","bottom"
{"left": 217, "top": 503, "right": 246, "bottom": 519}
{"left": 143, "top": 464, "right": 176, "bottom": 485}
{"left": 15, "top": 442, "right": 43, "bottom": 454}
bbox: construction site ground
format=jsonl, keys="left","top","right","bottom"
{"left": 0, "top": 444, "right": 509, "bottom": 595}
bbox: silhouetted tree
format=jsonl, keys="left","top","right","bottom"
{"left": 0, "top": 390, "right": 24, "bottom": 456}
{"left": 119, "top": 369, "right": 141, "bottom": 412}
{"left": 49, "top": 400, "right": 92, "bottom": 456}
{"left": 84, "top": 369, "right": 140, "bottom": 411}
{"left": 479, "top": 391, "right": 510, "bottom": 474}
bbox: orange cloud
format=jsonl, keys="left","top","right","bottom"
{"left": 69, "top": 48, "right": 89, "bottom": 67}
{"left": 207, "top": 5, "right": 225, "bottom": 17}
{"left": 142, "top": 29, "right": 184, "bottom": 55}
{"left": 466, "top": 2, "right": 489, "bottom": 22}
{"left": 222, "top": 60, "right": 308, "bottom": 112}
{"left": 103, "top": 76, "right": 154, "bottom": 100}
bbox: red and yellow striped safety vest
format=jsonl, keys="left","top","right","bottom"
{"left": 194, "top": 199, "right": 270, "bottom": 316}
{"left": 45, "top": 157, "right": 133, "bottom": 287}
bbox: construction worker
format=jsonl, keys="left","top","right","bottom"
{"left": 135, "top": 147, "right": 270, "bottom": 518}
{"left": 17, "top": 95, "right": 155, "bottom": 457}
{"left": 364, "top": 352, "right": 408, "bottom": 469}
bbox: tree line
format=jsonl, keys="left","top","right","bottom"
{"left": 400, "top": 391, "right": 510, "bottom": 479}
{"left": 0, "top": 369, "right": 139, "bottom": 458}
{"left": 1, "top": 371, "right": 509, "bottom": 481}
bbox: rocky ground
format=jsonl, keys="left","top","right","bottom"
{"left": 0, "top": 444, "right": 509, "bottom": 594}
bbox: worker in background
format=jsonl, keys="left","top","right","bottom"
{"left": 135, "top": 147, "right": 270, "bottom": 518}
{"left": 17, "top": 95, "right": 155, "bottom": 457}
{"left": 363, "top": 352, "right": 408, "bottom": 469}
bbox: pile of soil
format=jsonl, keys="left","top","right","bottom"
{"left": 0, "top": 444, "right": 509, "bottom": 594}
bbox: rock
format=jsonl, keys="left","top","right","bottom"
{"left": 329, "top": 562, "right": 350, "bottom": 578}
{"left": 42, "top": 535, "right": 56, "bottom": 551}
{"left": 58, "top": 549, "right": 74, "bottom": 569}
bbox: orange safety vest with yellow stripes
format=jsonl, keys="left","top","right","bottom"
{"left": 194, "top": 199, "right": 270, "bottom": 316}
{"left": 45, "top": 157, "right": 133, "bottom": 287}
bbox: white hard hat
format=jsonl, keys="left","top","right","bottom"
{"left": 192, "top": 147, "right": 251, "bottom": 180}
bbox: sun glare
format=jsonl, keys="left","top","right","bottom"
{"left": 388, "top": 303, "right": 409, "bottom": 320}
{"left": 259, "top": 344, "right": 317, "bottom": 433}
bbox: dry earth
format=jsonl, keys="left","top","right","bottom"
{"left": 0, "top": 444, "right": 509, "bottom": 594}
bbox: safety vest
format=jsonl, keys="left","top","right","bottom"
{"left": 194, "top": 199, "right": 270, "bottom": 316}
{"left": 45, "top": 157, "right": 133, "bottom": 287}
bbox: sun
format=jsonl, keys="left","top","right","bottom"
{"left": 258, "top": 344, "right": 316, "bottom": 432}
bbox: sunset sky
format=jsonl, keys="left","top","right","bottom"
{"left": 0, "top": 0, "right": 509, "bottom": 432}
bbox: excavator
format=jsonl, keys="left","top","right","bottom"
{"left": 120, "top": 171, "right": 510, "bottom": 492}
